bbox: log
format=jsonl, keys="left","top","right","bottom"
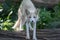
{"left": 0, "top": 0, "right": 60, "bottom": 8}
{"left": 0, "top": 29, "right": 60, "bottom": 40}
{"left": 32, "top": 0, "right": 60, "bottom": 8}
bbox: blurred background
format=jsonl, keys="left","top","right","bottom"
{"left": 0, "top": 0, "right": 60, "bottom": 31}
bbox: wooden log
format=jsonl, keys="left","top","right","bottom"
{"left": 0, "top": 29, "right": 60, "bottom": 40}
{"left": 0, "top": 0, "right": 60, "bottom": 8}
{"left": 32, "top": 0, "right": 60, "bottom": 8}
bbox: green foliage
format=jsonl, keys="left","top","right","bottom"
{"left": 37, "top": 3, "right": 60, "bottom": 29}
{"left": 37, "top": 8, "right": 52, "bottom": 29}
{"left": 0, "top": 0, "right": 22, "bottom": 31}
{"left": 47, "top": 3, "right": 60, "bottom": 29}
{"left": 1, "top": 20, "right": 13, "bottom": 31}
{"left": 51, "top": 4, "right": 60, "bottom": 21}
{"left": 0, "top": 0, "right": 22, "bottom": 21}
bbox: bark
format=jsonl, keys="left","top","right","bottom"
{"left": 0, "top": 29, "right": 60, "bottom": 40}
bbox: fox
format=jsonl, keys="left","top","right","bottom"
{"left": 12, "top": 0, "right": 39, "bottom": 40}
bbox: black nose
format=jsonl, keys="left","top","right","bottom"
{"left": 32, "top": 21, "right": 33, "bottom": 22}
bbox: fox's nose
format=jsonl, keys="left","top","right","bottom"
{"left": 32, "top": 21, "right": 33, "bottom": 22}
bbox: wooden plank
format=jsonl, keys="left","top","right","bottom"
{"left": 0, "top": 29, "right": 60, "bottom": 40}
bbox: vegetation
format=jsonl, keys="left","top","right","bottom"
{"left": 0, "top": 0, "right": 22, "bottom": 31}
{"left": 0, "top": 0, "right": 60, "bottom": 31}
{"left": 37, "top": 3, "right": 60, "bottom": 29}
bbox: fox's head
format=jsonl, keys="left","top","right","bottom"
{"left": 25, "top": 9, "right": 39, "bottom": 23}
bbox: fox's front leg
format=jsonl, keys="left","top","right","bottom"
{"left": 26, "top": 22, "right": 30, "bottom": 39}
{"left": 33, "top": 22, "right": 37, "bottom": 40}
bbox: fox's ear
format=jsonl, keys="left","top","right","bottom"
{"left": 36, "top": 8, "right": 40, "bottom": 15}
{"left": 25, "top": 9, "right": 30, "bottom": 15}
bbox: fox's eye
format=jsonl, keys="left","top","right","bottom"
{"left": 29, "top": 16, "right": 31, "bottom": 18}
{"left": 34, "top": 16, "right": 36, "bottom": 18}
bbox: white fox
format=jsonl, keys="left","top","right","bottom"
{"left": 12, "top": 0, "right": 39, "bottom": 40}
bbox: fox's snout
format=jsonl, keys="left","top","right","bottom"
{"left": 28, "top": 16, "right": 38, "bottom": 23}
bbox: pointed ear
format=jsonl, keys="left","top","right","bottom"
{"left": 25, "top": 9, "right": 29, "bottom": 15}
{"left": 36, "top": 8, "right": 40, "bottom": 15}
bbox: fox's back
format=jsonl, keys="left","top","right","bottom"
{"left": 18, "top": 0, "right": 36, "bottom": 26}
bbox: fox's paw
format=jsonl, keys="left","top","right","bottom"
{"left": 33, "top": 37, "right": 37, "bottom": 40}
{"left": 26, "top": 36, "right": 30, "bottom": 40}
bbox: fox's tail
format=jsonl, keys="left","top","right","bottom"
{"left": 12, "top": 19, "right": 20, "bottom": 31}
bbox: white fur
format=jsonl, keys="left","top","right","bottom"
{"left": 20, "top": 0, "right": 38, "bottom": 40}
{"left": 13, "top": 0, "right": 39, "bottom": 40}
